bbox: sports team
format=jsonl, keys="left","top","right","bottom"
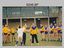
{"left": 2, "top": 22, "right": 62, "bottom": 46}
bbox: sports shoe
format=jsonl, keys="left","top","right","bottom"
{"left": 41, "top": 39, "right": 43, "bottom": 41}
{"left": 15, "top": 45, "right": 17, "bottom": 46}
{"left": 31, "top": 43, "right": 34, "bottom": 45}
{"left": 3, "top": 41, "right": 4, "bottom": 44}
{"left": 37, "top": 43, "right": 39, "bottom": 45}
{"left": 30, "top": 39, "right": 31, "bottom": 41}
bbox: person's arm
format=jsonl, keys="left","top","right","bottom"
{"left": 36, "top": 28, "right": 39, "bottom": 34}
{"left": 55, "top": 26, "right": 58, "bottom": 30}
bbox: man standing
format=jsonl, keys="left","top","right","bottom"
{"left": 3, "top": 25, "right": 8, "bottom": 43}
{"left": 15, "top": 25, "right": 26, "bottom": 46}
{"left": 23, "top": 24, "right": 27, "bottom": 46}
{"left": 29, "top": 23, "right": 39, "bottom": 45}
{"left": 11, "top": 27, "right": 16, "bottom": 42}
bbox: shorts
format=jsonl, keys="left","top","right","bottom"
{"left": 12, "top": 33, "right": 15, "bottom": 35}
{"left": 40, "top": 31, "right": 44, "bottom": 33}
{"left": 50, "top": 31, "right": 53, "bottom": 34}
{"left": 45, "top": 32, "right": 48, "bottom": 34}
{"left": 58, "top": 30, "right": 61, "bottom": 33}
{"left": 54, "top": 33, "right": 57, "bottom": 34}
{"left": 60, "top": 32, "right": 62, "bottom": 34}
{"left": 8, "top": 34, "right": 10, "bottom": 36}
{"left": 4, "top": 33, "right": 7, "bottom": 35}
{"left": 30, "top": 34, "right": 32, "bottom": 36}
{"left": 18, "top": 34, "right": 23, "bottom": 38}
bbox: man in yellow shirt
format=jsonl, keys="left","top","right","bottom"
{"left": 3, "top": 25, "right": 8, "bottom": 43}
{"left": 49, "top": 23, "right": 54, "bottom": 41}
{"left": 57, "top": 23, "right": 61, "bottom": 41}
{"left": 11, "top": 27, "right": 16, "bottom": 42}
{"left": 54, "top": 24, "right": 58, "bottom": 41}
{"left": 29, "top": 23, "right": 39, "bottom": 45}
{"left": 23, "top": 24, "right": 27, "bottom": 46}
{"left": 40, "top": 24, "right": 44, "bottom": 41}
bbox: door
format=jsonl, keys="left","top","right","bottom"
{"left": 36, "top": 18, "right": 40, "bottom": 28}
{"left": 50, "top": 18, "right": 56, "bottom": 25}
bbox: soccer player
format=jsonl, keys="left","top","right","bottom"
{"left": 3, "top": 25, "right": 8, "bottom": 43}
{"left": 44, "top": 25, "right": 49, "bottom": 41}
{"left": 49, "top": 23, "right": 54, "bottom": 41}
{"left": 7, "top": 26, "right": 11, "bottom": 43}
{"left": 54, "top": 24, "right": 58, "bottom": 41}
{"left": 11, "top": 27, "right": 16, "bottom": 42}
{"left": 60, "top": 22, "right": 62, "bottom": 42}
{"left": 57, "top": 23, "right": 61, "bottom": 41}
{"left": 29, "top": 23, "right": 39, "bottom": 45}
{"left": 23, "top": 24, "right": 27, "bottom": 46}
{"left": 40, "top": 24, "right": 45, "bottom": 41}
{"left": 15, "top": 26, "right": 26, "bottom": 46}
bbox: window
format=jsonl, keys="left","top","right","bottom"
{"left": 35, "top": 7, "right": 48, "bottom": 16}
{"left": 16, "top": 8, "right": 20, "bottom": 14}
{"left": 7, "top": 8, "right": 12, "bottom": 14}
{"left": 3, "top": 8, "right": 6, "bottom": 15}
{"left": 49, "top": 7, "right": 58, "bottom": 13}
{"left": 12, "top": 8, "right": 16, "bottom": 14}
{"left": 21, "top": 7, "right": 34, "bottom": 16}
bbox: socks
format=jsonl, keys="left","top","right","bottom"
{"left": 21, "top": 42, "right": 22, "bottom": 46}
{"left": 16, "top": 41, "right": 18, "bottom": 45}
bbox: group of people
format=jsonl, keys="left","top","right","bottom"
{"left": 39, "top": 22, "right": 62, "bottom": 42}
{"left": 2, "top": 22, "right": 62, "bottom": 46}
{"left": 2, "top": 25, "right": 16, "bottom": 43}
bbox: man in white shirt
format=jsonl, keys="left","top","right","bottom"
{"left": 15, "top": 25, "right": 26, "bottom": 46}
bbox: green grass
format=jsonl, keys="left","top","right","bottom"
{"left": 3, "top": 32, "right": 62, "bottom": 46}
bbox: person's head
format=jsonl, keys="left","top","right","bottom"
{"left": 59, "top": 22, "right": 61, "bottom": 25}
{"left": 5, "top": 25, "right": 7, "bottom": 27}
{"left": 19, "top": 26, "right": 21, "bottom": 28}
{"left": 12, "top": 27, "right": 14, "bottom": 28}
{"left": 60, "top": 22, "right": 62, "bottom": 25}
{"left": 40, "top": 24, "right": 42, "bottom": 26}
{"left": 32, "top": 23, "right": 35, "bottom": 27}
{"left": 51, "top": 23, "right": 53, "bottom": 26}
{"left": 45, "top": 25, "right": 47, "bottom": 27}
{"left": 54, "top": 24, "right": 56, "bottom": 26}
{"left": 24, "top": 24, "right": 27, "bottom": 27}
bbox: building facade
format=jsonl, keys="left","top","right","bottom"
{"left": 3, "top": 6, "right": 62, "bottom": 28}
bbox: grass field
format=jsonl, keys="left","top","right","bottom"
{"left": 3, "top": 32, "right": 62, "bottom": 46}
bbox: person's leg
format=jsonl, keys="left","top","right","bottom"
{"left": 32, "top": 35, "right": 34, "bottom": 45}
{"left": 14, "top": 34, "right": 16, "bottom": 42}
{"left": 56, "top": 33, "right": 58, "bottom": 41}
{"left": 24, "top": 33, "right": 26, "bottom": 45}
{"left": 21, "top": 38, "right": 23, "bottom": 46}
{"left": 12, "top": 35, "right": 13, "bottom": 42}
{"left": 8, "top": 35, "right": 10, "bottom": 42}
{"left": 30, "top": 34, "right": 32, "bottom": 41}
{"left": 41, "top": 33, "right": 44, "bottom": 41}
{"left": 45, "top": 34, "right": 46, "bottom": 41}
{"left": 3, "top": 34, "right": 5, "bottom": 43}
{"left": 34, "top": 35, "right": 39, "bottom": 44}
{"left": 15, "top": 38, "right": 19, "bottom": 46}
{"left": 6, "top": 34, "right": 8, "bottom": 43}
{"left": 47, "top": 34, "right": 49, "bottom": 41}
{"left": 50, "top": 34, "right": 52, "bottom": 41}
{"left": 60, "top": 33, "right": 62, "bottom": 42}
